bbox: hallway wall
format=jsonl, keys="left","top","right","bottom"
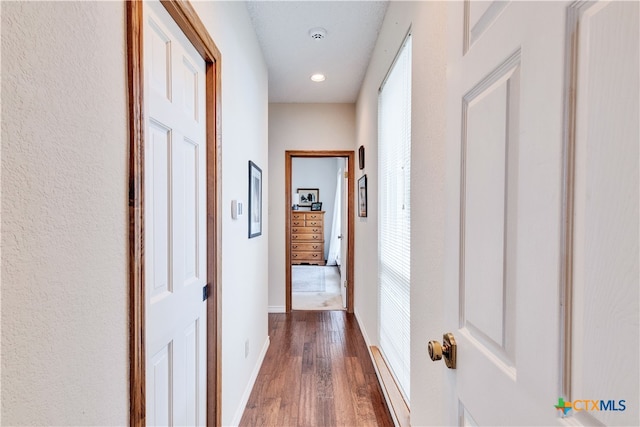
{"left": 2, "top": 2, "right": 269, "bottom": 426}
{"left": 354, "top": 2, "right": 448, "bottom": 425}
{"left": 268, "top": 103, "right": 355, "bottom": 312}
{"left": 192, "top": 2, "right": 269, "bottom": 425}
{"left": 1, "top": 2, "right": 129, "bottom": 424}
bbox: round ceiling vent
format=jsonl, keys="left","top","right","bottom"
{"left": 309, "top": 27, "right": 327, "bottom": 40}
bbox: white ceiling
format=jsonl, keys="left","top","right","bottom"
{"left": 246, "top": 1, "right": 389, "bottom": 103}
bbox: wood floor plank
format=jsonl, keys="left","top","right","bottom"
{"left": 298, "top": 373, "right": 317, "bottom": 426}
{"left": 315, "top": 356, "right": 333, "bottom": 399}
{"left": 277, "top": 356, "right": 302, "bottom": 426}
{"left": 330, "top": 343, "right": 358, "bottom": 425}
{"left": 318, "top": 397, "right": 338, "bottom": 427}
{"left": 345, "top": 356, "right": 378, "bottom": 425}
{"left": 367, "top": 372, "right": 396, "bottom": 427}
{"left": 239, "top": 312, "right": 393, "bottom": 427}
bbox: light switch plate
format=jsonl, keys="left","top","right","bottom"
{"left": 231, "top": 200, "right": 243, "bottom": 219}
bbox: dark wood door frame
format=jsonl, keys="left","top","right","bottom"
{"left": 285, "top": 150, "right": 356, "bottom": 313}
{"left": 127, "top": 1, "right": 222, "bottom": 425}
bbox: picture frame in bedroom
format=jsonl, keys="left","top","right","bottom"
{"left": 297, "top": 188, "right": 319, "bottom": 207}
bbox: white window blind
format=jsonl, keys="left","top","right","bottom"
{"left": 378, "top": 34, "right": 411, "bottom": 402}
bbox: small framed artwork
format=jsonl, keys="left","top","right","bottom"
{"left": 248, "top": 161, "right": 262, "bottom": 238}
{"left": 297, "top": 188, "right": 319, "bottom": 207}
{"left": 358, "top": 175, "right": 367, "bottom": 217}
{"left": 310, "top": 202, "right": 323, "bottom": 211}
{"left": 358, "top": 145, "right": 365, "bottom": 170}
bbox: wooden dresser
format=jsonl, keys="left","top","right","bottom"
{"left": 291, "top": 211, "right": 325, "bottom": 265}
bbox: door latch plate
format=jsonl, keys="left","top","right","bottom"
{"left": 442, "top": 332, "right": 456, "bottom": 369}
{"left": 428, "top": 332, "right": 457, "bottom": 369}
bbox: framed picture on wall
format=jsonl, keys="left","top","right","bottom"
{"left": 248, "top": 160, "right": 262, "bottom": 238}
{"left": 297, "top": 188, "right": 319, "bottom": 207}
{"left": 358, "top": 175, "right": 367, "bottom": 217}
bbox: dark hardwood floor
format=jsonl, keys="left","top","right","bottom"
{"left": 239, "top": 311, "right": 394, "bottom": 427}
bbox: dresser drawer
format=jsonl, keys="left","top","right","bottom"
{"left": 292, "top": 212, "right": 306, "bottom": 221}
{"left": 305, "top": 213, "right": 323, "bottom": 220}
{"left": 291, "top": 219, "right": 304, "bottom": 226}
{"left": 305, "top": 220, "right": 323, "bottom": 227}
{"left": 291, "top": 226, "right": 323, "bottom": 234}
{"left": 291, "top": 251, "right": 324, "bottom": 261}
{"left": 291, "top": 233, "right": 323, "bottom": 241}
{"left": 291, "top": 242, "right": 323, "bottom": 252}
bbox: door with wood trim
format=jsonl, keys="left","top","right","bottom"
{"left": 144, "top": 1, "right": 207, "bottom": 425}
{"left": 285, "top": 151, "right": 355, "bottom": 313}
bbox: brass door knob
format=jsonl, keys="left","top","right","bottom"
{"left": 428, "top": 333, "right": 457, "bottom": 369}
{"left": 428, "top": 340, "right": 443, "bottom": 361}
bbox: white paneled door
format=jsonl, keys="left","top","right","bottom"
{"left": 144, "top": 1, "right": 207, "bottom": 425}
{"left": 568, "top": 2, "right": 638, "bottom": 425}
{"left": 444, "top": 1, "right": 638, "bottom": 425}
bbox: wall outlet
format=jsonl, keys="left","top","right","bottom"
{"left": 244, "top": 340, "right": 249, "bottom": 358}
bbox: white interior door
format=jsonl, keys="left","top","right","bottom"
{"left": 569, "top": 2, "right": 638, "bottom": 426}
{"left": 445, "top": 1, "right": 569, "bottom": 424}
{"left": 144, "top": 1, "right": 207, "bottom": 425}
{"left": 340, "top": 159, "right": 348, "bottom": 308}
{"left": 445, "top": 1, "right": 639, "bottom": 425}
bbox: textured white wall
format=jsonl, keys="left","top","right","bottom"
{"left": 2, "top": 1, "right": 269, "bottom": 425}
{"left": 1, "top": 2, "right": 129, "bottom": 425}
{"left": 354, "top": 2, "right": 448, "bottom": 425}
{"left": 191, "top": 2, "right": 269, "bottom": 425}
{"left": 292, "top": 157, "right": 339, "bottom": 259}
{"left": 267, "top": 103, "right": 355, "bottom": 311}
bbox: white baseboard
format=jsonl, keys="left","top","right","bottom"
{"left": 268, "top": 305, "right": 285, "bottom": 313}
{"left": 354, "top": 309, "right": 377, "bottom": 377}
{"left": 229, "top": 335, "right": 270, "bottom": 426}
{"left": 354, "top": 308, "right": 374, "bottom": 349}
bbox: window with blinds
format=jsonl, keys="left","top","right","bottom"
{"left": 378, "top": 33, "right": 411, "bottom": 402}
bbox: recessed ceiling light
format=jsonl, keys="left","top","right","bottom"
{"left": 310, "top": 74, "right": 326, "bottom": 82}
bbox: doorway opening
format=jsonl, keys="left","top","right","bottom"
{"left": 291, "top": 265, "right": 343, "bottom": 310}
{"left": 285, "top": 151, "right": 355, "bottom": 313}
